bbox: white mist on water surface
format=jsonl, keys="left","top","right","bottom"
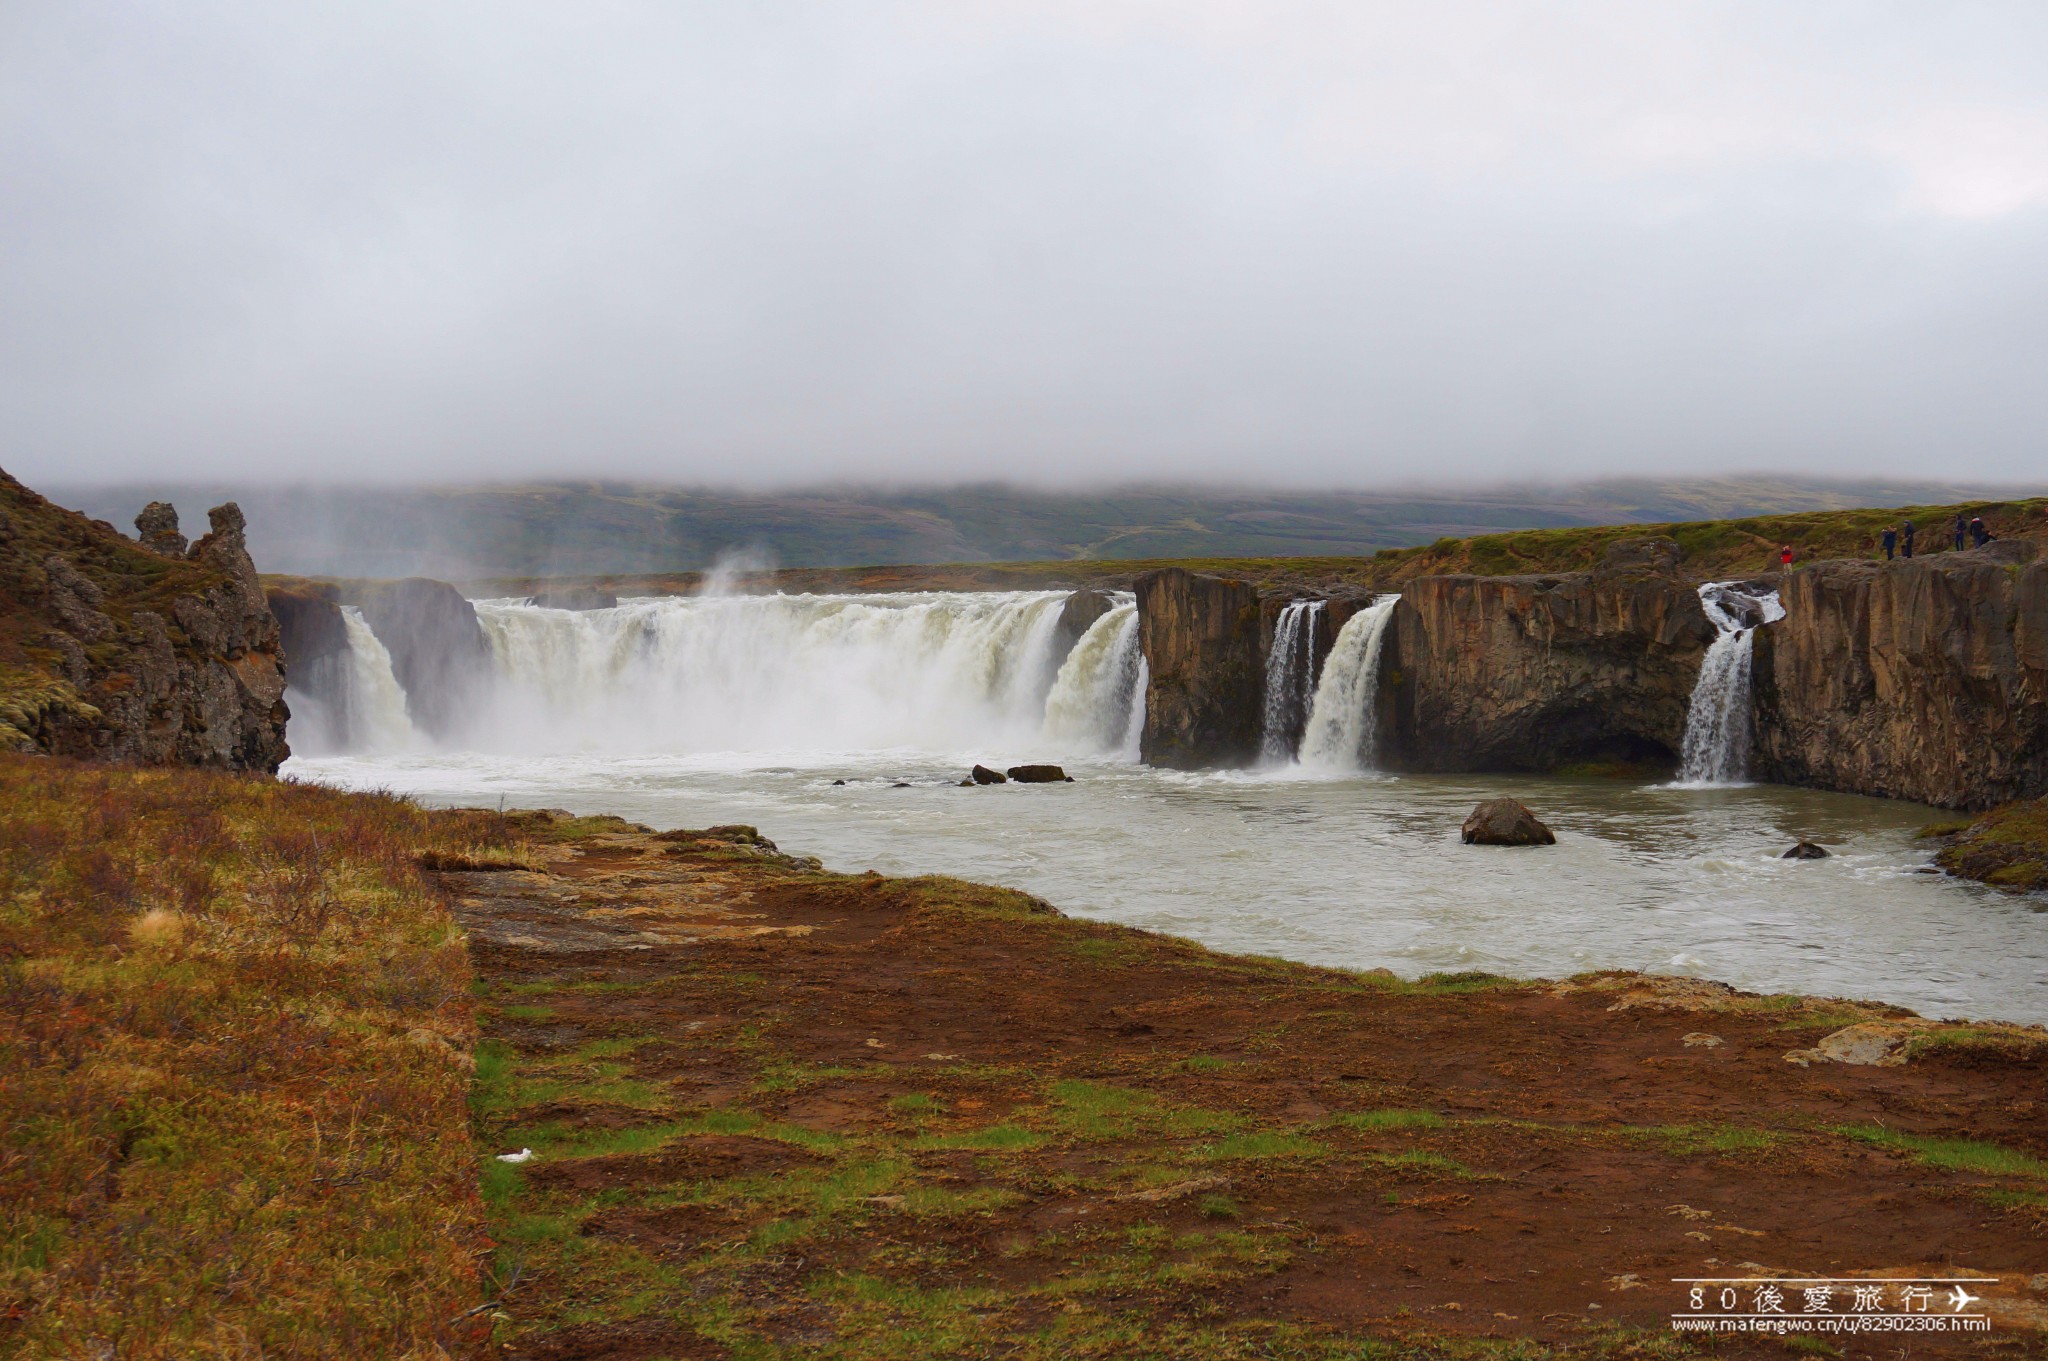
{"left": 291, "top": 587, "right": 2048, "bottom": 1026}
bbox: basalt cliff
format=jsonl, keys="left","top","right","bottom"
{"left": 1138, "top": 535, "right": 2048, "bottom": 809}
{"left": 1753, "top": 541, "right": 2048, "bottom": 810}
{"left": 0, "top": 470, "right": 288, "bottom": 771}
{"left": 1379, "top": 540, "right": 1718, "bottom": 773}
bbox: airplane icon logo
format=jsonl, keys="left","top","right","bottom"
{"left": 1949, "top": 1285, "right": 1981, "bottom": 1313}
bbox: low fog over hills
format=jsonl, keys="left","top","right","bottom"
{"left": 48, "top": 476, "right": 2042, "bottom": 579}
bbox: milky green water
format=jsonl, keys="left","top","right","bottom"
{"left": 287, "top": 749, "right": 2048, "bottom": 1026}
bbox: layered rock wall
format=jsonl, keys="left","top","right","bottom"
{"left": 1135, "top": 568, "right": 1264, "bottom": 767}
{"left": 0, "top": 472, "right": 288, "bottom": 771}
{"left": 1752, "top": 542, "right": 2048, "bottom": 809}
{"left": 1379, "top": 544, "right": 1716, "bottom": 772}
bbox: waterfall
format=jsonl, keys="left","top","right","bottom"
{"left": 1044, "top": 604, "right": 1144, "bottom": 754}
{"left": 285, "top": 607, "right": 418, "bottom": 753}
{"left": 1260, "top": 600, "right": 1326, "bottom": 761}
{"left": 1675, "top": 583, "right": 1785, "bottom": 785}
{"left": 1297, "top": 596, "right": 1399, "bottom": 773}
{"left": 430, "top": 590, "right": 1144, "bottom": 758}
{"left": 339, "top": 608, "right": 420, "bottom": 750}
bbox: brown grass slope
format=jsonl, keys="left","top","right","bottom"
{"left": 0, "top": 756, "right": 522, "bottom": 1359}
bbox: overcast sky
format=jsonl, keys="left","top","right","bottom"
{"left": 4, "top": 2, "right": 2047, "bottom": 488}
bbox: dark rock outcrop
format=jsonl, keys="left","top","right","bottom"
{"left": 1782, "top": 840, "right": 1831, "bottom": 860}
{"left": 1136, "top": 568, "right": 1264, "bottom": 768}
{"left": 0, "top": 475, "right": 288, "bottom": 771}
{"left": 1005, "top": 764, "right": 1071, "bottom": 783}
{"left": 267, "top": 583, "right": 350, "bottom": 670}
{"left": 134, "top": 501, "right": 188, "bottom": 557}
{"left": 358, "top": 578, "right": 494, "bottom": 741}
{"left": 1751, "top": 545, "right": 2048, "bottom": 810}
{"left": 1381, "top": 540, "right": 1716, "bottom": 773}
{"left": 528, "top": 585, "right": 620, "bottom": 611}
{"left": 1051, "top": 589, "right": 1116, "bottom": 658}
{"left": 971, "top": 764, "right": 1007, "bottom": 784}
{"left": 1461, "top": 798, "right": 1556, "bottom": 846}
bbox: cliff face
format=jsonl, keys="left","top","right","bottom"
{"left": 1752, "top": 543, "right": 2048, "bottom": 810}
{"left": 0, "top": 471, "right": 288, "bottom": 771}
{"left": 1136, "top": 568, "right": 1264, "bottom": 768}
{"left": 1380, "top": 542, "right": 1716, "bottom": 773}
{"left": 358, "top": 578, "right": 494, "bottom": 741}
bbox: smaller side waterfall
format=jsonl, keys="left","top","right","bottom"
{"left": 1297, "top": 596, "right": 1399, "bottom": 773}
{"left": 1260, "top": 600, "right": 1326, "bottom": 761}
{"left": 338, "top": 608, "right": 420, "bottom": 750}
{"left": 1044, "top": 603, "right": 1145, "bottom": 756}
{"left": 1675, "top": 583, "right": 1785, "bottom": 785}
{"left": 286, "top": 608, "right": 419, "bottom": 753}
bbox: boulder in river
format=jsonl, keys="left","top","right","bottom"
{"left": 1782, "top": 840, "right": 1831, "bottom": 860}
{"left": 970, "top": 764, "right": 1008, "bottom": 785}
{"left": 1007, "top": 764, "right": 1073, "bottom": 783}
{"left": 1461, "top": 798, "right": 1556, "bottom": 846}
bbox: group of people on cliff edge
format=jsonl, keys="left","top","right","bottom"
{"left": 1876, "top": 513, "right": 1991, "bottom": 562}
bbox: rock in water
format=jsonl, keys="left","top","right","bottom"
{"left": 970, "top": 764, "right": 1008, "bottom": 784}
{"left": 1782, "top": 840, "right": 1830, "bottom": 860}
{"left": 1461, "top": 798, "right": 1556, "bottom": 846}
{"left": 1006, "top": 764, "right": 1072, "bottom": 783}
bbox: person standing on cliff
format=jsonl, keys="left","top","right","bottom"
{"left": 1955, "top": 513, "right": 1968, "bottom": 551}
{"left": 1901, "top": 519, "right": 1916, "bottom": 558}
{"left": 1780, "top": 544, "right": 1795, "bottom": 570}
{"left": 1881, "top": 525, "right": 1897, "bottom": 561}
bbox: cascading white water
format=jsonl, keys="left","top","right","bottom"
{"left": 340, "top": 608, "right": 419, "bottom": 749}
{"left": 1043, "top": 604, "right": 1144, "bottom": 754}
{"left": 284, "top": 607, "right": 419, "bottom": 754}
{"left": 1675, "top": 583, "right": 1785, "bottom": 785}
{"left": 1260, "top": 600, "right": 1325, "bottom": 761}
{"left": 1297, "top": 596, "right": 1399, "bottom": 773}
{"left": 453, "top": 590, "right": 1144, "bottom": 758}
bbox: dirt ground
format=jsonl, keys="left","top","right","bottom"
{"left": 443, "top": 818, "right": 2048, "bottom": 1360}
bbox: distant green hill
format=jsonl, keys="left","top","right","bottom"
{"left": 45, "top": 476, "right": 2039, "bottom": 578}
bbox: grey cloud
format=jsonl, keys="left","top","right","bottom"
{"left": 3, "top": 1, "right": 2047, "bottom": 487}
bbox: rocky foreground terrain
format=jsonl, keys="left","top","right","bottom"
{"left": 445, "top": 817, "right": 2048, "bottom": 1360}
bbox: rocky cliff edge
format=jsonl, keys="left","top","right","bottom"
{"left": 0, "top": 470, "right": 288, "bottom": 771}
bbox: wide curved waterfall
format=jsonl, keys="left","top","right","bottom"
{"left": 1297, "top": 596, "right": 1399, "bottom": 773}
{"left": 371, "top": 590, "right": 1154, "bottom": 759}
{"left": 1676, "top": 582, "right": 1785, "bottom": 785}
{"left": 1260, "top": 600, "right": 1325, "bottom": 761}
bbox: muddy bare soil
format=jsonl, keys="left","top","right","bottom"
{"left": 445, "top": 820, "right": 2048, "bottom": 1360}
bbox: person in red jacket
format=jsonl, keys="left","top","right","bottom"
{"left": 1779, "top": 544, "right": 1794, "bottom": 569}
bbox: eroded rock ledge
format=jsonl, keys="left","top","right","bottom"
{"left": 0, "top": 470, "right": 287, "bottom": 770}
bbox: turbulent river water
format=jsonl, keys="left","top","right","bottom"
{"left": 284, "top": 591, "right": 2048, "bottom": 1026}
